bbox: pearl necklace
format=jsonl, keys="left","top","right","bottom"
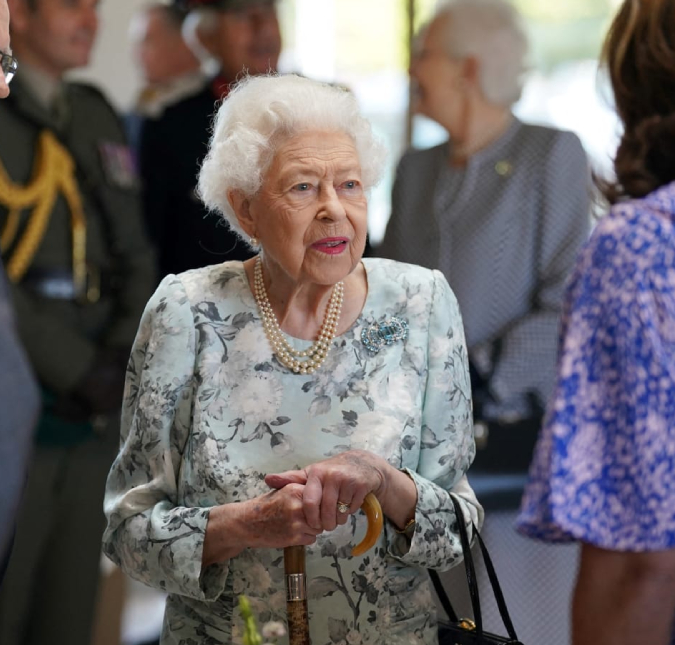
{"left": 253, "top": 256, "right": 344, "bottom": 374}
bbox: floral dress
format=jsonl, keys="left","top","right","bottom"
{"left": 518, "top": 183, "right": 675, "bottom": 551}
{"left": 103, "top": 258, "right": 481, "bottom": 645}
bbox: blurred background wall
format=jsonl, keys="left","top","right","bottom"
{"left": 73, "top": 0, "right": 621, "bottom": 246}
{"left": 72, "top": 1, "right": 144, "bottom": 110}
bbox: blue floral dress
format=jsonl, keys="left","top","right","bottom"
{"left": 518, "top": 183, "right": 675, "bottom": 551}
{"left": 103, "top": 258, "right": 481, "bottom": 645}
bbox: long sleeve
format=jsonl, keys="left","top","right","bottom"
{"left": 103, "top": 275, "right": 229, "bottom": 600}
{"left": 386, "top": 271, "right": 482, "bottom": 568}
{"left": 483, "top": 131, "right": 591, "bottom": 414}
{"left": 518, "top": 199, "right": 675, "bottom": 550}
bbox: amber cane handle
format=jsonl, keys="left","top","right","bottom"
{"left": 284, "top": 545, "right": 310, "bottom": 645}
{"left": 351, "top": 492, "right": 383, "bottom": 557}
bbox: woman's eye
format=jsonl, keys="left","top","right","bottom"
{"left": 294, "top": 183, "right": 311, "bottom": 192}
{"left": 342, "top": 180, "right": 361, "bottom": 190}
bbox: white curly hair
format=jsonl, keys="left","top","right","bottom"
{"left": 435, "top": 0, "right": 529, "bottom": 107}
{"left": 197, "top": 74, "right": 388, "bottom": 242}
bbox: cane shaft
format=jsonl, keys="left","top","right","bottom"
{"left": 286, "top": 597, "right": 310, "bottom": 645}
{"left": 284, "top": 545, "right": 310, "bottom": 645}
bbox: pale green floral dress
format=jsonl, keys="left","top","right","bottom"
{"left": 103, "top": 258, "right": 482, "bottom": 645}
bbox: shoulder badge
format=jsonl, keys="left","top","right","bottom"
{"left": 98, "top": 142, "right": 139, "bottom": 190}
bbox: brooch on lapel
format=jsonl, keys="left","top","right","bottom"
{"left": 361, "top": 316, "right": 409, "bottom": 354}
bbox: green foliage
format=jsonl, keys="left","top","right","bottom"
{"left": 238, "top": 596, "right": 286, "bottom": 645}
{"left": 239, "top": 596, "right": 263, "bottom": 645}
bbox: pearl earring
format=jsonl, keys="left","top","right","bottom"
{"left": 250, "top": 237, "right": 258, "bottom": 247}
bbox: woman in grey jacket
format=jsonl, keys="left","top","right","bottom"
{"left": 379, "top": 1, "right": 591, "bottom": 643}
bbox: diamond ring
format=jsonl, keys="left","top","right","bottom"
{"left": 337, "top": 501, "right": 350, "bottom": 514}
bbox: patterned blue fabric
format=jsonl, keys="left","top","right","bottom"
{"left": 518, "top": 182, "right": 675, "bottom": 551}
{"left": 103, "top": 258, "right": 483, "bottom": 645}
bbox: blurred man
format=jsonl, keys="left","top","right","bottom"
{"left": 0, "top": 1, "right": 154, "bottom": 643}
{"left": 0, "top": 0, "right": 39, "bottom": 578}
{"left": 140, "top": 0, "right": 281, "bottom": 278}
{"left": 129, "top": 3, "right": 203, "bottom": 118}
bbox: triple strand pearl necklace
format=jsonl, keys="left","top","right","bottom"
{"left": 253, "top": 256, "right": 344, "bottom": 374}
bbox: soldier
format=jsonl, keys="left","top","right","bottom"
{"left": 0, "top": 0, "right": 39, "bottom": 576}
{"left": 0, "top": 1, "right": 155, "bottom": 644}
{"left": 139, "top": 0, "right": 281, "bottom": 278}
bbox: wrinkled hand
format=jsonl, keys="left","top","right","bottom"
{"left": 203, "top": 483, "right": 324, "bottom": 565}
{"left": 265, "top": 450, "right": 389, "bottom": 533}
{"left": 242, "top": 483, "right": 324, "bottom": 549}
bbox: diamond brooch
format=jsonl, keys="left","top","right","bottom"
{"left": 361, "top": 316, "right": 409, "bottom": 354}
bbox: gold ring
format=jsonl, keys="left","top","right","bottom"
{"left": 337, "top": 501, "right": 350, "bottom": 514}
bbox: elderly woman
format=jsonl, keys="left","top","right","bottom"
{"left": 379, "top": 0, "right": 590, "bottom": 642}
{"left": 382, "top": 0, "right": 590, "bottom": 467}
{"left": 103, "top": 74, "right": 482, "bottom": 645}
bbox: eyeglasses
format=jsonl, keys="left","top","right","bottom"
{"left": 1, "top": 51, "right": 18, "bottom": 85}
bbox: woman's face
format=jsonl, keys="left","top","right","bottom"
{"left": 410, "top": 16, "right": 467, "bottom": 132}
{"left": 237, "top": 130, "right": 368, "bottom": 287}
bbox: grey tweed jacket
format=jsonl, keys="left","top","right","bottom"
{"left": 379, "top": 118, "right": 591, "bottom": 419}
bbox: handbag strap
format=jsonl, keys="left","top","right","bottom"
{"left": 429, "top": 566, "right": 459, "bottom": 623}
{"left": 450, "top": 494, "right": 485, "bottom": 635}
{"left": 429, "top": 495, "right": 520, "bottom": 641}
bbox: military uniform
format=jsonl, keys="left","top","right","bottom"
{"left": 0, "top": 69, "right": 155, "bottom": 645}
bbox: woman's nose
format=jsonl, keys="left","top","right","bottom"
{"left": 318, "top": 186, "right": 347, "bottom": 220}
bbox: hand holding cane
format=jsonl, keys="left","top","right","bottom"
{"left": 283, "top": 492, "right": 383, "bottom": 645}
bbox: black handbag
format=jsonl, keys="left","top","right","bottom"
{"left": 430, "top": 495, "right": 524, "bottom": 645}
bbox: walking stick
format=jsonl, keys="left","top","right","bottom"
{"left": 283, "top": 492, "right": 383, "bottom": 645}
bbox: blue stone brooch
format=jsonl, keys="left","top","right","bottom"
{"left": 361, "top": 316, "right": 409, "bottom": 354}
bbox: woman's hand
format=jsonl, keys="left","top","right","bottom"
{"left": 202, "top": 483, "right": 323, "bottom": 567}
{"left": 265, "top": 450, "right": 416, "bottom": 533}
{"left": 242, "top": 484, "right": 324, "bottom": 549}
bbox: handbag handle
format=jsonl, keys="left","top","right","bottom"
{"left": 429, "top": 495, "right": 520, "bottom": 642}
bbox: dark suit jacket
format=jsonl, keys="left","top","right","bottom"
{"left": 138, "top": 85, "right": 254, "bottom": 279}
